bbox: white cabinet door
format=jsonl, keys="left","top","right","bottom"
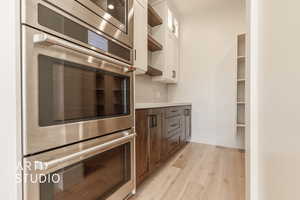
{"left": 134, "top": 0, "right": 148, "bottom": 73}
{"left": 165, "top": 31, "right": 174, "bottom": 79}
{"left": 151, "top": 1, "right": 180, "bottom": 84}
{"left": 165, "top": 31, "right": 179, "bottom": 82}
{"left": 172, "top": 35, "right": 179, "bottom": 82}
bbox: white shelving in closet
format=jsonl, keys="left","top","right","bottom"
{"left": 236, "top": 33, "right": 246, "bottom": 146}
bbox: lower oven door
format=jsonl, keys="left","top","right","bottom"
{"left": 23, "top": 130, "right": 136, "bottom": 200}
{"left": 22, "top": 26, "right": 134, "bottom": 155}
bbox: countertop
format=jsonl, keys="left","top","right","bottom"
{"left": 135, "top": 102, "right": 192, "bottom": 109}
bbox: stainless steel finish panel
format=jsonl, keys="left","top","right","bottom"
{"left": 34, "top": 133, "right": 135, "bottom": 171}
{"left": 22, "top": 0, "right": 133, "bottom": 63}
{"left": 22, "top": 26, "right": 134, "bottom": 155}
{"left": 23, "top": 130, "right": 136, "bottom": 200}
{"left": 33, "top": 33, "right": 131, "bottom": 68}
{"left": 75, "top": 0, "right": 128, "bottom": 33}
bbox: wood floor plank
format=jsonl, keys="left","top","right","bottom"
{"left": 179, "top": 145, "right": 220, "bottom": 200}
{"left": 131, "top": 143, "right": 245, "bottom": 200}
{"left": 162, "top": 143, "right": 211, "bottom": 200}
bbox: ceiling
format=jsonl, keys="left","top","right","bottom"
{"left": 170, "top": 0, "right": 244, "bottom": 16}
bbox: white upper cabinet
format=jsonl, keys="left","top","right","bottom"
{"left": 167, "top": 8, "right": 173, "bottom": 32}
{"left": 165, "top": 30, "right": 179, "bottom": 82}
{"left": 134, "top": 0, "right": 148, "bottom": 74}
{"left": 173, "top": 17, "right": 179, "bottom": 38}
{"left": 167, "top": 8, "right": 179, "bottom": 38}
{"left": 150, "top": 0, "right": 180, "bottom": 84}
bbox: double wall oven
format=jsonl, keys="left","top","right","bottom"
{"left": 21, "top": 0, "right": 135, "bottom": 199}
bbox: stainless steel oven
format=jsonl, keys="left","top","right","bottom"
{"left": 22, "top": 0, "right": 136, "bottom": 199}
{"left": 23, "top": 130, "right": 136, "bottom": 200}
{"left": 75, "top": 0, "right": 131, "bottom": 34}
{"left": 22, "top": 26, "right": 134, "bottom": 155}
{"left": 22, "top": 0, "right": 133, "bottom": 64}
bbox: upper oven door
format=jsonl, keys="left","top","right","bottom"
{"left": 75, "top": 0, "right": 129, "bottom": 33}
{"left": 22, "top": 26, "right": 134, "bottom": 155}
{"left": 22, "top": 0, "right": 133, "bottom": 62}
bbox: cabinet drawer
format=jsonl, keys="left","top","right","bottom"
{"left": 166, "top": 116, "right": 182, "bottom": 137}
{"left": 166, "top": 133, "right": 181, "bottom": 154}
{"left": 165, "top": 107, "right": 183, "bottom": 118}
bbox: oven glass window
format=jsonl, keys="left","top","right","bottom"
{"left": 39, "top": 55, "right": 131, "bottom": 127}
{"left": 89, "top": 0, "right": 127, "bottom": 26}
{"left": 40, "top": 143, "right": 131, "bottom": 200}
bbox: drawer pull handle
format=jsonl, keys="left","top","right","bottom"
{"left": 149, "top": 115, "right": 158, "bottom": 128}
{"left": 170, "top": 123, "right": 178, "bottom": 128}
{"left": 33, "top": 33, "right": 132, "bottom": 70}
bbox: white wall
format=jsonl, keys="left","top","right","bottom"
{"left": 168, "top": 0, "right": 246, "bottom": 148}
{"left": 0, "top": 1, "right": 21, "bottom": 199}
{"left": 252, "top": 0, "right": 300, "bottom": 199}
{"left": 135, "top": 75, "right": 168, "bottom": 103}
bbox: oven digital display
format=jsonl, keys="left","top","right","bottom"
{"left": 88, "top": 31, "right": 108, "bottom": 52}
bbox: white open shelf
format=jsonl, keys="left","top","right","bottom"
{"left": 237, "top": 54, "right": 245, "bottom": 80}
{"left": 236, "top": 33, "right": 246, "bottom": 145}
{"left": 237, "top": 81, "right": 245, "bottom": 102}
{"left": 237, "top": 123, "right": 246, "bottom": 128}
{"left": 237, "top": 104, "right": 245, "bottom": 124}
{"left": 238, "top": 34, "right": 246, "bottom": 57}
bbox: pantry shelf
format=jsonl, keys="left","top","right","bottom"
{"left": 146, "top": 65, "right": 163, "bottom": 76}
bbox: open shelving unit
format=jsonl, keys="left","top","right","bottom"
{"left": 147, "top": 3, "right": 163, "bottom": 75}
{"left": 148, "top": 4, "right": 163, "bottom": 27}
{"left": 148, "top": 34, "right": 163, "bottom": 52}
{"left": 236, "top": 33, "right": 246, "bottom": 148}
{"left": 146, "top": 65, "right": 163, "bottom": 76}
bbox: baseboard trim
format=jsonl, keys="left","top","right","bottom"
{"left": 216, "top": 145, "right": 245, "bottom": 152}
{"left": 191, "top": 140, "right": 245, "bottom": 152}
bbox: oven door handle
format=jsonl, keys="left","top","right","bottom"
{"left": 34, "top": 132, "right": 136, "bottom": 171}
{"left": 33, "top": 33, "right": 134, "bottom": 71}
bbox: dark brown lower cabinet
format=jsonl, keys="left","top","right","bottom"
{"left": 184, "top": 106, "right": 192, "bottom": 142}
{"left": 149, "top": 109, "right": 163, "bottom": 171}
{"left": 165, "top": 132, "right": 181, "bottom": 155}
{"left": 135, "top": 109, "right": 150, "bottom": 185}
{"left": 135, "top": 106, "right": 191, "bottom": 187}
{"left": 135, "top": 109, "right": 163, "bottom": 186}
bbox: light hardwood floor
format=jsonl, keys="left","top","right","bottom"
{"left": 131, "top": 143, "right": 245, "bottom": 200}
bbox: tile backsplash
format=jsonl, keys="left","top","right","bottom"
{"left": 135, "top": 75, "right": 168, "bottom": 103}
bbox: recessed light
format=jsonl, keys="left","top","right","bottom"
{"left": 108, "top": 4, "right": 115, "bottom": 10}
